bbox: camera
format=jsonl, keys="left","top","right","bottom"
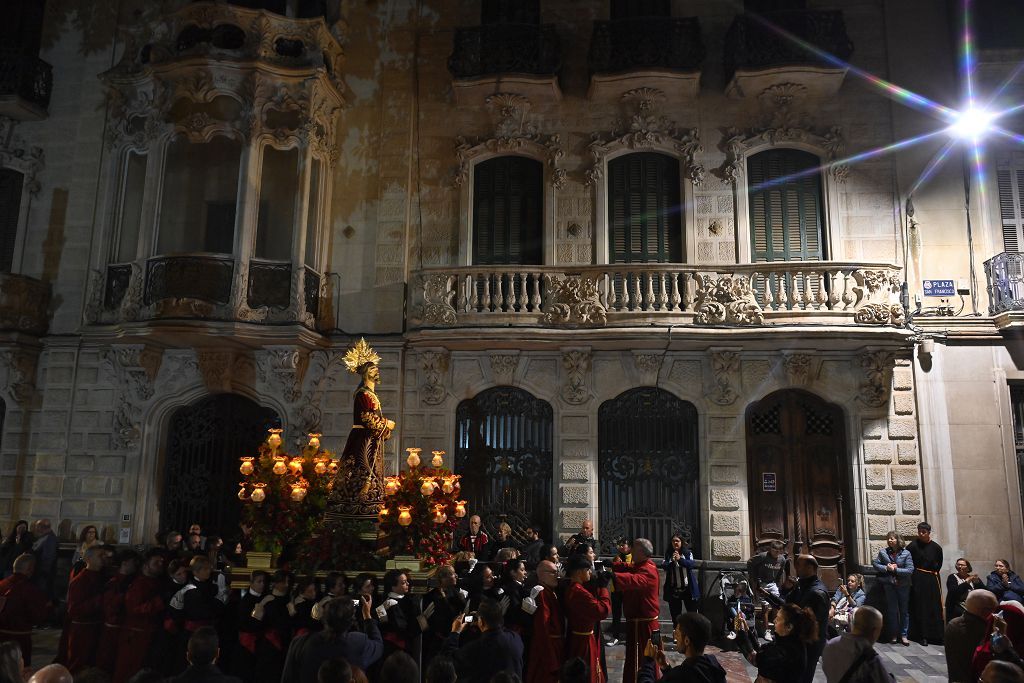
{"left": 464, "top": 615, "right": 475, "bottom": 623}
{"left": 593, "top": 560, "right": 605, "bottom": 571}
{"left": 352, "top": 599, "right": 361, "bottom": 606}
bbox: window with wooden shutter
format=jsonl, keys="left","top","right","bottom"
{"left": 748, "top": 149, "right": 826, "bottom": 262}
{"left": 0, "top": 169, "right": 24, "bottom": 273}
{"left": 998, "top": 167, "right": 1024, "bottom": 253}
{"left": 608, "top": 153, "right": 682, "bottom": 263}
{"left": 472, "top": 156, "right": 543, "bottom": 265}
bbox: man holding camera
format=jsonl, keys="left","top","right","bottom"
{"left": 446, "top": 598, "right": 524, "bottom": 683}
{"left": 612, "top": 538, "right": 661, "bottom": 683}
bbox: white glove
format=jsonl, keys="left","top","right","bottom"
{"left": 286, "top": 601, "right": 297, "bottom": 617}
{"left": 311, "top": 598, "right": 328, "bottom": 621}
{"left": 423, "top": 602, "right": 436, "bottom": 618}
{"left": 384, "top": 598, "right": 399, "bottom": 609}
{"left": 376, "top": 605, "right": 389, "bottom": 622}
{"left": 468, "top": 559, "right": 478, "bottom": 572}
{"left": 530, "top": 585, "right": 544, "bottom": 599}
{"left": 459, "top": 589, "right": 469, "bottom": 601}
{"left": 496, "top": 588, "right": 504, "bottom": 596}
{"left": 521, "top": 597, "right": 537, "bottom": 615}
{"left": 216, "top": 574, "right": 229, "bottom": 604}
{"left": 499, "top": 596, "right": 511, "bottom": 615}
{"left": 417, "top": 615, "right": 429, "bottom": 631}
{"left": 252, "top": 594, "right": 274, "bottom": 620}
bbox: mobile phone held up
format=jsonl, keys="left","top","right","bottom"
{"left": 650, "top": 629, "right": 662, "bottom": 648}
{"left": 464, "top": 615, "right": 475, "bottom": 623}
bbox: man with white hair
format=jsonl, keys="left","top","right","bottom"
{"left": 28, "top": 664, "right": 72, "bottom": 683}
{"left": 612, "top": 538, "right": 661, "bottom": 683}
{"left": 946, "top": 589, "right": 1000, "bottom": 683}
{"left": 821, "top": 605, "right": 895, "bottom": 682}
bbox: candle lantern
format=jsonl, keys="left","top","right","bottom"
{"left": 433, "top": 504, "right": 447, "bottom": 524}
{"left": 290, "top": 483, "right": 307, "bottom": 501}
{"left": 239, "top": 457, "right": 254, "bottom": 476}
{"left": 406, "top": 447, "right": 422, "bottom": 468}
{"left": 398, "top": 505, "right": 413, "bottom": 526}
{"left": 420, "top": 477, "right": 436, "bottom": 496}
{"left": 441, "top": 476, "right": 457, "bottom": 494}
{"left": 384, "top": 476, "right": 400, "bottom": 496}
{"left": 314, "top": 457, "right": 328, "bottom": 475}
{"left": 307, "top": 432, "right": 321, "bottom": 450}
{"left": 237, "top": 483, "right": 249, "bottom": 500}
{"left": 288, "top": 458, "right": 304, "bottom": 476}
{"left": 327, "top": 459, "right": 339, "bottom": 475}
{"left": 267, "top": 428, "right": 283, "bottom": 451}
{"left": 454, "top": 500, "right": 467, "bottom": 518}
{"left": 272, "top": 457, "right": 287, "bottom": 475}
{"left": 251, "top": 483, "right": 267, "bottom": 503}
{"left": 378, "top": 506, "right": 390, "bottom": 522}
{"left": 431, "top": 450, "right": 445, "bottom": 468}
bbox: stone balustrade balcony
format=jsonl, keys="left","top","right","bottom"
{"left": 94, "top": 254, "right": 327, "bottom": 329}
{"left": 0, "top": 52, "right": 53, "bottom": 120}
{"left": 411, "top": 262, "right": 904, "bottom": 330}
{"left": 0, "top": 272, "right": 51, "bottom": 336}
{"left": 447, "top": 23, "right": 562, "bottom": 103}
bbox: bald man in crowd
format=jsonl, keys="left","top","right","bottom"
{"left": 945, "top": 589, "right": 999, "bottom": 683}
{"left": 28, "top": 664, "right": 73, "bottom": 683}
{"left": 821, "top": 605, "right": 894, "bottom": 682}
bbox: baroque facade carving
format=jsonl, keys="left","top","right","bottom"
{"left": 418, "top": 273, "right": 458, "bottom": 326}
{"left": 0, "top": 347, "right": 39, "bottom": 405}
{"left": 694, "top": 274, "right": 764, "bottom": 325}
{"left": 541, "top": 274, "right": 608, "bottom": 326}
{"left": 585, "top": 88, "right": 704, "bottom": 186}
{"left": 0, "top": 118, "right": 46, "bottom": 195}
{"left": 454, "top": 93, "right": 565, "bottom": 189}
{"left": 707, "top": 351, "right": 741, "bottom": 405}
{"left": 560, "top": 350, "right": 591, "bottom": 405}
{"left": 490, "top": 354, "right": 520, "bottom": 385}
{"left": 101, "top": 345, "right": 163, "bottom": 450}
{"left": 419, "top": 350, "right": 450, "bottom": 405}
{"left": 718, "top": 124, "right": 847, "bottom": 183}
{"left": 858, "top": 351, "right": 896, "bottom": 407}
{"left": 782, "top": 353, "right": 814, "bottom": 386}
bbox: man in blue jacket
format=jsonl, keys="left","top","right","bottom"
{"left": 281, "top": 596, "right": 384, "bottom": 683}
{"left": 444, "top": 598, "right": 523, "bottom": 683}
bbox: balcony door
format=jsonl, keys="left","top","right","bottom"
{"left": 746, "top": 389, "right": 849, "bottom": 587}
{"left": 608, "top": 153, "right": 682, "bottom": 263}
{"left": 748, "top": 149, "right": 826, "bottom": 262}
{"left": 998, "top": 166, "right": 1024, "bottom": 252}
{"left": 455, "top": 387, "right": 553, "bottom": 542}
{"left": 473, "top": 156, "right": 543, "bottom": 266}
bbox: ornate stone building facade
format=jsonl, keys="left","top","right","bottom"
{"left": 0, "top": 0, "right": 1021, "bottom": 579}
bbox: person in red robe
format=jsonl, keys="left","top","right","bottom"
{"left": 63, "top": 546, "right": 107, "bottom": 673}
{"left": 96, "top": 550, "right": 140, "bottom": 675}
{"left": 113, "top": 550, "right": 166, "bottom": 683}
{"left": 564, "top": 555, "right": 612, "bottom": 683}
{"left": 525, "top": 561, "right": 565, "bottom": 683}
{"left": 0, "top": 553, "right": 50, "bottom": 665}
{"left": 612, "top": 538, "right": 661, "bottom": 683}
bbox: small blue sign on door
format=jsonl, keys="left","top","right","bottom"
{"left": 762, "top": 472, "right": 777, "bottom": 492}
{"left": 923, "top": 280, "right": 956, "bottom": 296}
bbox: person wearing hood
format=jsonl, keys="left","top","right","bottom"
{"left": 822, "top": 605, "right": 895, "bottom": 682}
{"left": 638, "top": 612, "right": 725, "bottom": 683}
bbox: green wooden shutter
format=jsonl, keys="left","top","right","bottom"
{"left": 473, "top": 156, "right": 543, "bottom": 265}
{"left": 748, "top": 149, "right": 825, "bottom": 262}
{"left": 608, "top": 153, "right": 682, "bottom": 263}
{"left": 0, "top": 169, "right": 24, "bottom": 273}
{"left": 998, "top": 168, "right": 1024, "bottom": 253}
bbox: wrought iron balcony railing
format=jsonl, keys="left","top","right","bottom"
{"left": 412, "top": 262, "right": 905, "bottom": 329}
{"left": 723, "top": 9, "right": 853, "bottom": 80}
{"left": 985, "top": 251, "right": 1024, "bottom": 315}
{"left": 97, "top": 255, "right": 326, "bottom": 328}
{"left": 589, "top": 17, "right": 705, "bottom": 74}
{"left": 0, "top": 272, "right": 51, "bottom": 335}
{"left": 0, "top": 52, "right": 53, "bottom": 117}
{"left": 448, "top": 23, "right": 561, "bottom": 79}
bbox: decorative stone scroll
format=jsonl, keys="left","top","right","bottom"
{"left": 858, "top": 351, "right": 896, "bottom": 408}
{"left": 561, "top": 350, "right": 592, "bottom": 405}
{"left": 100, "top": 345, "right": 164, "bottom": 450}
{"left": 694, "top": 274, "right": 765, "bottom": 325}
{"left": 454, "top": 93, "right": 565, "bottom": 189}
{"left": 0, "top": 118, "right": 45, "bottom": 195}
{"left": 707, "top": 351, "right": 741, "bottom": 406}
{"left": 0, "top": 347, "right": 39, "bottom": 405}
{"left": 418, "top": 273, "right": 457, "bottom": 326}
{"left": 585, "top": 88, "right": 704, "bottom": 186}
{"left": 420, "top": 350, "right": 450, "bottom": 405}
{"left": 541, "top": 274, "right": 608, "bottom": 326}
{"left": 490, "top": 354, "right": 520, "bottom": 385}
{"left": 719, "top": 124, "right": 847, "bottom": 183}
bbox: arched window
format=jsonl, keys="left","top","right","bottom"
{"left": 748, "top": 149, "right": 826, "bottom": 262}
{"left": 608, "top": 153, "right": 682, "bottom": 263}
{"left": 455, "top": 386, "right": 553, "bottom": 540}
{"left": 473, "top": 156, "right": 543, "bottom": 265}
{"left": 598, "top": 387, "right": 699, "bottom": 554}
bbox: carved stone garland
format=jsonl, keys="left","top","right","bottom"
{"left": 541, "top": 274, "right": 608, "bottom": 327}
{"left": 418, "top": 273, "right": 458, "bottom": 326}
{"left": 857, "top": 351, "right": 895, "bottom": 408}
{"left": 420, "top": 350, "right": 450, "bottom": 406}
{"left": 0, "top": 347, "right": 39, "bottom": 405}
{"left": 718, "top": 124, "right": 848, "bottom": 183}
{"left": 852, "top": 269, "right": 906, "bottom": 327}
{"left": 0, "top": 117, "right": 45, "bottom": 195}
{"left": 707, "top": 351, "right": 741, "bottom": 406}
{"left": 100, "top": 345, "right": 163, "bottom": 450}
{"left": 560, "top": 350, "right": 591, "bottom": 406}
{"left": 585, "top": 88, "right": 704, "bottom": 187}
{"left": 490, "top": 354, "right": 520, "bottom": 386}
{"left": 454, "top": 93, "right": 565, "bottom": 189}
{"left": 694, "top": 274, "right": 765, "bottom": 325}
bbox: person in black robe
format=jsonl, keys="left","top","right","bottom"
{"left": 907, "top": 522, "right": 944, "bottom": 646}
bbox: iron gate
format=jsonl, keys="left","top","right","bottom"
{"left": 160, "top": 394, "right": 279, "bottom": 537}
{"left": 455, "top": 386, "right": 553, "bottom": 543}
{"left": 598, "top": 387, "right": 700, "bottom": 556}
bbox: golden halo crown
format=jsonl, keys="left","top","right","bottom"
{"left": 344, "top": 338, "right": 381, "bottom": 374}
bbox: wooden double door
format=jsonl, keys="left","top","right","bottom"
{"left": 746, "top": 389, "right": 850, "bottom": 587}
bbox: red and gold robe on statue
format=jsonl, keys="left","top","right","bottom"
{"left": 335, "top": 386, "right": 392, "bottom": 516}
{"left": 613, "top": 558, "right": 661, "bottom": 683}
{"left": 64, "top": 568, "right": 106, "bottom": 673}
{"left": 527, "top": 587, "right": 566, "bottom": 683}
{"left": 565, "top": 582, "right": 611, "bottom": 683}
{"left": 113, "top": 574, "right": 165, "bottom": 683}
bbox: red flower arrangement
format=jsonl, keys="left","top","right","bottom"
{"left": 378, "top": 449, "right": 463, "bottom": 569}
